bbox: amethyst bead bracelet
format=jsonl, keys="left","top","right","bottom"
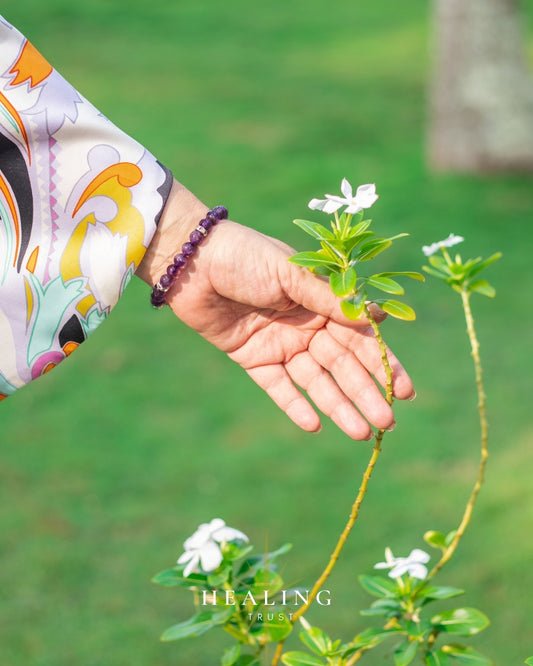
{"left": 150, "top": 205, "right": 228, "bottom": 309}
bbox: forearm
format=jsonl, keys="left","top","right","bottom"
{"left": 0, "top": 15, "right": 172, "bottom": 396}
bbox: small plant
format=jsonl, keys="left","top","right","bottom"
{"left": 153, "top": 518, "right": 294, "bottom": 664}
{"left": 290, "top": 179, "right": 423, "bottom": 323}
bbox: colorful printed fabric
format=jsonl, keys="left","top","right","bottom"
{"left": 0, "top": 17, "right": 172, "bottom": 400}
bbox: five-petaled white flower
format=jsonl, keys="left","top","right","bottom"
{"left": 374, "top": 547, "right": 430, "bottom": 580}
{"left": 309, "top": 179, "right": 378, "bottom": 215}
{"left": 177, "top": 518, "right": 248, "bottom": 577}
{"left": 422, "top": 233, "right": 464, "bottom": 257}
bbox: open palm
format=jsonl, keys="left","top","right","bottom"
{"left": 164, "top": 221, "right": 414, "bottom": 440}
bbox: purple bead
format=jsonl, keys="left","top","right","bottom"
{"left": 159, "top": 274, "right": 173, "bottom": 289}
{"left": 167, "top": 264, "right": 180, "bottom": 277}
{"left": 211, "top": 206, "right": 228, "bottom": 220}
{"left": 189, "top": 229, "right": 204, "bottom": 245}
{"left": 151, "top": 291, "right": 166, "bottom": 307}
{"left": 149, "top": 203, "right": 226, "bottom": 309}
{"left": 182, "top": 242, "right": 195, "bottom": 256}
{"left": 199, "top": 218, "right": 213, "bottom": 230}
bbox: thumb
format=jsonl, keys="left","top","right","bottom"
{"left": 280, "top": 259, "right": 387, "bottom": 326}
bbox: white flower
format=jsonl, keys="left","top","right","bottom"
{"left": 374, "top": 547, "right": 430, "bottom": 580}
{"left": 309, "top": 179, "right": 378, "bottom": 215}
{"left": 177, "top": 518, "right": 248, "bottom": 577}
{"left": 422, "top": 233, "right": 464, "bottom": 257}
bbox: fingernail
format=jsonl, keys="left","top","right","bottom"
{"left": 407, "top": 391, "right": 417, "bottom": 402}
{"left": 385, "top": 421, "right": 396, "bottom": 432}
{"left": 364, "top": 431, "right": 375, "bottom": 441}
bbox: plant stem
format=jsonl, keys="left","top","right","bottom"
{"left": 223, "top": 581, "right": 258, "bottom": 648}
{"left": 426, "top": 289, "right": 489, "bottom": 580}
{"left": 270, "top": 307, "right": 394, "bottom": 666}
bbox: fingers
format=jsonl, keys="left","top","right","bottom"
{"left": 245, "top": 345, "right": 397, "bottom": 441}
{"left": 285, "top": 351, "right": 374, "bottom": 440}
{"left": 246, "top": 364, "right": 321, "bottom": 434}
{"left": 278, "top": 248, "right": 413, "bottom": 398}
{"left": 326, "top": 320, "right": 415, "bottom": 400}
{"left": 280, "top": 260, "right": 373, "bottom": 328}
{"left": 307, "top": 329, "right": 396, "bottom": 429}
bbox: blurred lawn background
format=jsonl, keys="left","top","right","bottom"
{"left": 1, "top": 1, "right": 533, "bottom": 664}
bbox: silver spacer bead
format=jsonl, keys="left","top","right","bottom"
{"left": 196, "top": 225, "right": 208, "bottom": 237}
{"left": 155, "top": 282, "right": 170, "bottom": 293}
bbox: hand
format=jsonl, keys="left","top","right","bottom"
{"left": 137, "top": 183, "right": 414, "bottom": 440}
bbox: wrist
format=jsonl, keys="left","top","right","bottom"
{"left": 136, "top": 178, "right": 209, "bottom": 286}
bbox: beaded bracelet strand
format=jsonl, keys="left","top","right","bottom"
{"left": 150, "top": 205, "right": 228, "bottom": 309}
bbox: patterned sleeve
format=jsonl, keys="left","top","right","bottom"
{"left": 0, "top": 16, "right": 173, "bottom": 400}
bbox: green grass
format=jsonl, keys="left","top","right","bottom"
{"left": 1, "top": 1, "right": 533, "bottom": 663}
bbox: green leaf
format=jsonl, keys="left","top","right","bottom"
{"left": 442, "top": 644, "right": 493, "bottom": 665}
{"left": 467, "top": 279, "right": 495, "bottom": 298}
{"left": 299, "top": 625, "right": 332, "bottom": 657}
{"left": 310, "top": 265, "right": 335, "bottom": 277}
{"left": 288, "top": 251, "right": 341, "bottom": 269}
{"left": 320, "top": 240, "right": 345, "bottom": 262}
{"left": 424, "top": 531, "right": 447, "bottom": 550}
{"left": 395, "top": 639, "right": 419, "bottom": 666}
{"left": 358, "top": 574, "right": 398, "bottom": 598}
{"left": 430, "top": 608, "right": 490, "bottom": 637}
{"left": 222, "top": 542, "right": 254, "bottom": 562}
{"left": 319, "top": 237, "right": 348, "bottom": 253}
{"left": 341, "top": 291, "right": 366, "bottom": 320}
{"left": 422, "top": 265, "right": 448, "bottom": 280}
{"left": 405, "top": 618, "right": 429, "bottom": 639}
{"left": 377, "top": 299, "right": 416, "bottom": 321}
{"left": 221, "top": 644, "right": 241, "bottom": 666}
{"left": 525, "top": 658, "right": 533, "bottom": 665}
{"left": 425, "top": 650, "right": 450, "bottom": 666}
{"left": 448, "top": 263, "right": 467, "bottom": 279}
{"left": 351, "top": 627, "right": 401, "bottom": 649}
{"left": 234, "top": 657, "right": 260, "bottom": 666}
{"left": 330, "top": 268, "right": 356, "bottom": 297}
{"left": 238, "top": 543, "right": 292, "bottom": 577}
{"left": 207, "top": 564, "right": 232, "bottom": 587}
{"left": 251, "top": 606, "right": 293, "bottom": 642}
{"left": 281, "top": 651, "right": 325, "bottom": 666}
{"left": 293, "top": 219, "right": 335, "bottom": 240}
{"left": 387, "top": 232, "right": 409, "bottom": 241}
{"left": 347, "top": 219, "right": 371, "bottom": 237}
{"left": 355, "top": 238, "right": 392, "bottom": 262}
{"left": 465, "top": 252, "right": 502, "bottom": 280}
{"left": 151, "top": 567, "right": 207, "bottom": 587}
{"left": 251, "top": 568, "right": 284, "bottom": 596}
{"left": 340, "top": 210, "right": 363, "bottom": 235}
{"left": 429, "top": 255, "right": 449, "bottom": 271}
{"left": 445, "top": 530, "right": 457, "bottom": 547}
{"left": 360, "top": 598, "right": 402, "bottom": 617}
{"left": 366, "top": 276, "right": 405, "bottom": 295}
{"left": 422, "top": 586, "right": 465, "bottom": 601}
{"left": 161, "top": 608, "right": 233, "bottom": 641}
{"left": 342, "top": 230, "right": 374, "bottom": 254}
{"left": 375, "top": 271, "right": 425, "bottom": 281}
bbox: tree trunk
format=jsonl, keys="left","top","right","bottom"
{"left": 429, "top": 0, "right": 533, "bottom": 172}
